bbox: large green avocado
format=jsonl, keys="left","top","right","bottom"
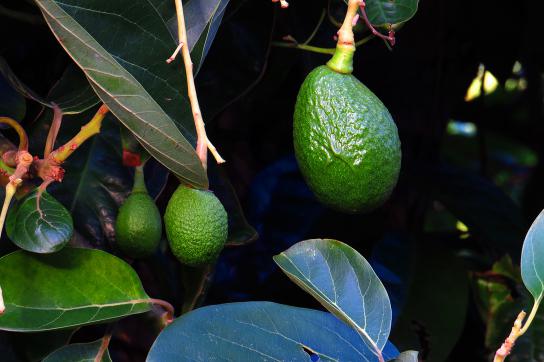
{"left": 293, "top": 65, "right": 401, "bottom": 213}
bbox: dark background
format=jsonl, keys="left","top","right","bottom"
{"left": 2, "top": 0, "right": 544, "bottom": 360}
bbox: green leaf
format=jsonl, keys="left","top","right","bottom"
{"left": 10, "top": 329, "right": 75, "bottom": 361}
{"left": 6, "top": 190, "right": 73, "bottom": 254}
{"left": 391, "top": 240, "right": 468, "bottom": 362}
{"left": 43, "top": 339, "right": 111, "bottom": 362}
{"left": 521, "top": 210, "right": 544, "bottom": 304}
{"left": 0, "top": 72, "right": 26, "bottom": 121}
{"left": 344, "top": 0, "right": 419, "bottom": 26}
{"left": 147, "top": 302, "right": 387, "bottom": 361}
{"left": 273, "top": 239, "right": 391, "bottom": 354}
{"left": 35, "top": 0, "right": 208, "bottom": 189}
{"left": 0, "top": 58, "right": 97, "bottom": 115}
{"left": 0, "top": 248, "right": 151, "bottom": 331}
{"left": 47, "top": 65, "right": 99, "bottom": 115}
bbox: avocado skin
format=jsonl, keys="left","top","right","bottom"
{"left": 293, "top": 65, "right": 401, "bottom": 213}
{"left": 115, "top": 193, "right": 162, "bottom": 258}
{"left": 164, "top": 185, "right": 228, "bottom": 267}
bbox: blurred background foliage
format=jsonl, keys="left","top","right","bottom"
{"left": 1, "top": 0, "right": 544, "bottom": 360}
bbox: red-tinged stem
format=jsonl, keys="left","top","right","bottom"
{"left": 359, "top": 1, "right": 395, "bottom": 46}
{"left": 148, "top": 298, "right": 175, "bottom": 325}
{"left": 94, "top": 328, "right": 113, "bottom": 362}
{"left": 44, "top": 103, "right": 63, "bottom": 158}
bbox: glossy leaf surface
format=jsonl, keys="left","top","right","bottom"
{"left": 0, "top": 248, "right": 151, "bottom": 331}
{"left": 274, "top": 239, "right": 391, "bottom": 353}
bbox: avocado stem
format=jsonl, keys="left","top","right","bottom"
{"left": 326, "top": 0, "right": 361, "bottom": 74}
{"left": 132, "top": 164, "right": 148, "bottom": 194}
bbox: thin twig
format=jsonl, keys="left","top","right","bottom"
{"left": 148, "top": 298, "right": 175, "bottom": 325}
{"left": 172, "top": 0, "right": 225, "bottom": 169}
{"left": 94, "top": 327, "right": 113, "bottom": 362}
{"left": 494, "top": 296, "right": 542, "bottom": 361}
{"left": 359, "top": 1, "right": 395, "bottom": 46}
{"left": 44, "top": 103, "right": 62, "bottom": 158}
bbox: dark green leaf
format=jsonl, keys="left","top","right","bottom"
{"left": 0, "top": 58, "right": 97, "bottom": 115}
{"left": 11, "top": 329, "right": 75, "bottom": 362}
{"left": 0, "top": 57, "right": 49, "bottom": 108}
{"left": 35, "top": 0, "right": 208, "bottom": 189}
{"left": 147, "top": 302, "right": 385, "bottom": 361}
{"left": 344, "top": 0, "right": 419, "bottom": 26}
{"left": 391, "top": 240, "right": 468, "bottom": 362}
{"left": 181, "top": 264, "right": 214, "bottom": 314}
{"left": 47, "top": 65, "right": 99, "bottom": 114}
{"left": 209, "top": 164, "right": 257, "bottom": 247}
{"left": 432, "top": 164, "right": 525, "bottom": 257}
{"left": 274, "top": 239, "right": 392, "bottom": 353}
{"left": 0, "top": 248, "right": 151, "bottom": 331}
{"left": 0, "top": 72, "right": 26, "bottom": 121}
{"left": 6, "top": 190, "right": 73, "bottom": 254}
{"left": 521, "top": 209, "right": 544, "bottom": 304}
{"left": 43, "top": 339, "right": 111, "bottom": 362}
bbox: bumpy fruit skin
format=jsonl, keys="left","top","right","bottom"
{"left": 293, "top": 65, "right": 401, "bottom": 213}
{"left": 164, "top": 185, "right": 228, "bottom": 267}
{"left": 115, "top": 193, "right": 162, "bottom": 258}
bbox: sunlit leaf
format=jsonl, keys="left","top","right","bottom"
{"left": 274, "top": 239, "right": 392, "bottom": 354}
{"left": 521, "top": 210, "right": 544, "bottom": 306}
{"left": 0, "top": 248, "right": 151, "bottom": 331}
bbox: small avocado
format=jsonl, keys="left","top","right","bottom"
{"left": 164, "top": 185, "right": 228, "bottom": 267}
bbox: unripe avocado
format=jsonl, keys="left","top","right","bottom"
{"left": 164, "top": 185, "right": 228, "bottom": 267}
{"left": 293, "top": 65, "right": 401, "bottom": 213}
{"left": 115, "top": 192, "right": 162, "bottom": 258}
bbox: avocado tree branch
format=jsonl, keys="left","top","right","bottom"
{"left": 494, "top": 296, "right": 542, "bottom": 362}
{"left": 48, "top": 104, "right": 109, "bottom": 164}
{"left": 171, "top": 0, "right": 225, "bottom": 170}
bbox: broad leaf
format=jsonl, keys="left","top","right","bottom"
{"left": 0, "top": 72, "right": 26, "bottom": 121}
{"left": 6, "top": 189, "right": 73, "bottom": 254}
{"left": 274, "top": 239, "right": 392, "bottom": 354}
{"left": 432, "top": 164, "right": 525, "bottom": 258}
{"left": 35, "top": 0, "right": 208, "bottom": 189}
{"left": 344, "top": 0, "right": 419, "bottom": 26}
{"left": 0, "top": 248, "right": 151, "bottom": 331}
{"left": 147, "top": 302, "right": 398, "bottom": 361}
{"left": 0, "top": 58, "right": 97, "bottom": 114}
{"left": 43, "top": 339, "right": 111, "bottom": 362}
{"left": 391, "top": 240, "right": 468, "bottom": 362}
{"left": 521, "top": 209, "right": 544, "bottom": 304}
{"left": 47, "top": 65, "right": 99, "bottom": 114}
